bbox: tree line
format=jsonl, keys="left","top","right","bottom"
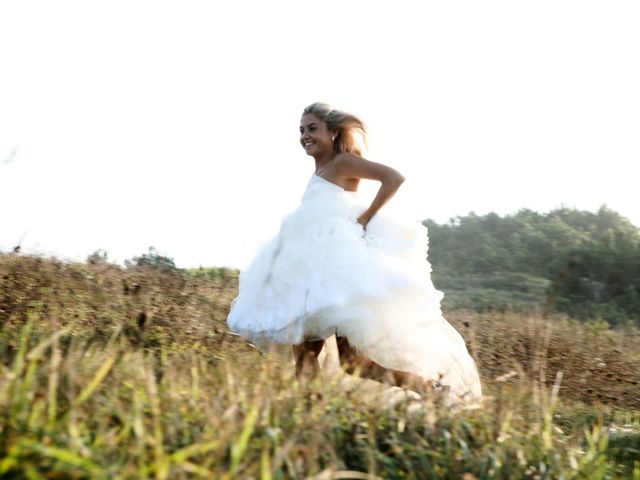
{"left": 424, "top": 206, "right": 640, "bottom": 326}
{"left": 89, "top": 206, "right": 640, "bottom": 327}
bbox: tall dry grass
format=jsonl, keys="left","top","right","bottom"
{"left": 0, "top": 253, "right": 639, "bottom": 478}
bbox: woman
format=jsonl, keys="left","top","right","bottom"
{"left": 227, "top": 102, "right": 481, "bottom": 401}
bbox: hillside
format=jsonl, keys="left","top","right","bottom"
{"left": 425, "top": 206, "right": 640, "bottom": 326}
{"left": 1, "top": 253, "right": 639, "bottom": 478}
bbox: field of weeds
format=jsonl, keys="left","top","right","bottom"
{"left": 1, "top": 253, "right": 639, "bottom": 478}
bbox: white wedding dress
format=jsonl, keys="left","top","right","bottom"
{"left": 227, "top": 174, "right": 481, "bottom": 401}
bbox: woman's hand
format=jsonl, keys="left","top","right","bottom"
{"left": 333, "top": 153, "right": 405, "bottom": 228}
{"left": 357, "top": 213, "right": 371, "bottom": 232}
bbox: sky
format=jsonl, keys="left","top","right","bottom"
{"left": 1, "top": 1, "right": 639, "bottom": 268}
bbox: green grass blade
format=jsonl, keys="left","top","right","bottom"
{"left": 74, "top": 355, "right": 116, "bottom": 407}
{"left": 170, "top": 438, "right": 221, "bottom": 464}
{"left": 17, "top": 439, "right": 103, "bottom": 477}
{"left": 230, "top": 403, "right": 260, "bottom": 475}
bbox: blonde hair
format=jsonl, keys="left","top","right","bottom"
{"left": 303, "top": 102, "right": 368, "bottom": 156}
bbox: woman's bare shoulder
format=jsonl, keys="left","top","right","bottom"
{"left": 334, "top": 153, "right": 403, "bottom": 183}
{"left": 333, "top": 152, "right": 368, "bottom": 171}
{"left": 334, "top": 151, "right": 364, "bottom": 162}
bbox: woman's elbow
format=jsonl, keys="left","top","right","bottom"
{"left": 380, "top": 169, "right": 405, "bottom": 189}
{"left": 383, "top": 174, "right": 404, "bottom": 192}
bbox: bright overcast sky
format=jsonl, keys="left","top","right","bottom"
{"left": 1, "top": 1, "right": 638, "bottom": 268}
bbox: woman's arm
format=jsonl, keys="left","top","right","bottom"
{"left": 333, "top": 153, "right": 405, "bottom": 229}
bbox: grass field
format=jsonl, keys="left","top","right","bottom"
{"left": 1, "top": 253, "right": 639, "bottom": 478}
{"left": 432, "top": 270, "right": 552, "bottom": 312}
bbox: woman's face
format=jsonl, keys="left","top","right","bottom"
{"left": 299, "top": 113, "right": 334, "bottom": 157}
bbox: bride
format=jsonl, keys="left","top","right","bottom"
{"left": 227, "top": 102, "right": 481, "bottom": 401}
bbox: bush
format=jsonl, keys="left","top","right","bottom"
{"left": 125, "top": 246, "right": 177, "bottom": 273}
